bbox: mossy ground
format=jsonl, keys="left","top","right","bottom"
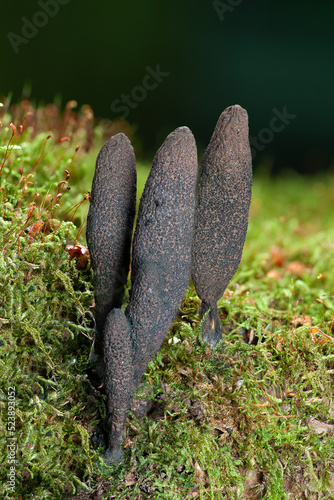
{"left": 0, "top": 102, "right": 334, "bottom": 499}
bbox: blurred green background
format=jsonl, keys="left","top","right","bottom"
{"left": 1, "top": 0, "right": 334, "bottom": 173}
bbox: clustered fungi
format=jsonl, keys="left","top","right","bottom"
{"left": 86, "top": 104, "right": 253, "bottom": 463}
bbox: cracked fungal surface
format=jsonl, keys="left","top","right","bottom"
{"left": 86, "top": 133, "right": 136, "bottom": 367}
{"left": 103, "top": 126, "right": 198, "bottom": 463}
{"left": 191, "top": 105, "right": 253, "bottom": 348}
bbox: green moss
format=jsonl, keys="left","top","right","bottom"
{"left": 1, "top": 103, "right": 334, "bottom": 499}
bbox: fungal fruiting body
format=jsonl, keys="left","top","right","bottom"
{"left": 191, "top": 105, "right": 253, "bottom": 347}
{"left": 103, "top": 126, "right": 198, "bottom": 462}
{"left": 86, "top": 133, "right": 136, "bottom": 369}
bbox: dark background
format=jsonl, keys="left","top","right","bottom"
{"left": 1, "top": 0, "right": 334, "bottom": 172}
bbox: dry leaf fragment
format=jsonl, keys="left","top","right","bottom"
{"left": 291, "top": 316, "right": 312, "bottom": 327}
{"left": 285, "top": 261, "right": 312, "bottom": 277}
{"left": 266, "top": 269, "right": 283, "bottom": 280}
{"left": 243, "top": 469, "right": 265, "bottom": 499}
{"left": 194, "top": 461, "right": 204, "bottom": 484}
{"left": 270, "top": 245, "right": 286, "bottom": 266}
{"left": 243, "top": 297, "right": 256, "bottom": 306}
{"left": 28, "top": 221, "right": 44, "bottom": 237}
{"left": 286, "top": 390, "right": 298, "bottom": 398}
{"left": 211, "top": 420, "right": 227, "bottom": 433}
{"left": 187, "top": 486, "right": 201, "bottom": 498}
{"left": 124, "top": 471, "right": 137, "bottom": 486}
{"left": 65, "top": 244, "right": 90, "bottom": 269}
{"left": 276, "top": 341, "right": 283, "bottom": 351}
{"left": 308, "top": 417, "right": 334, "bottom": 435}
